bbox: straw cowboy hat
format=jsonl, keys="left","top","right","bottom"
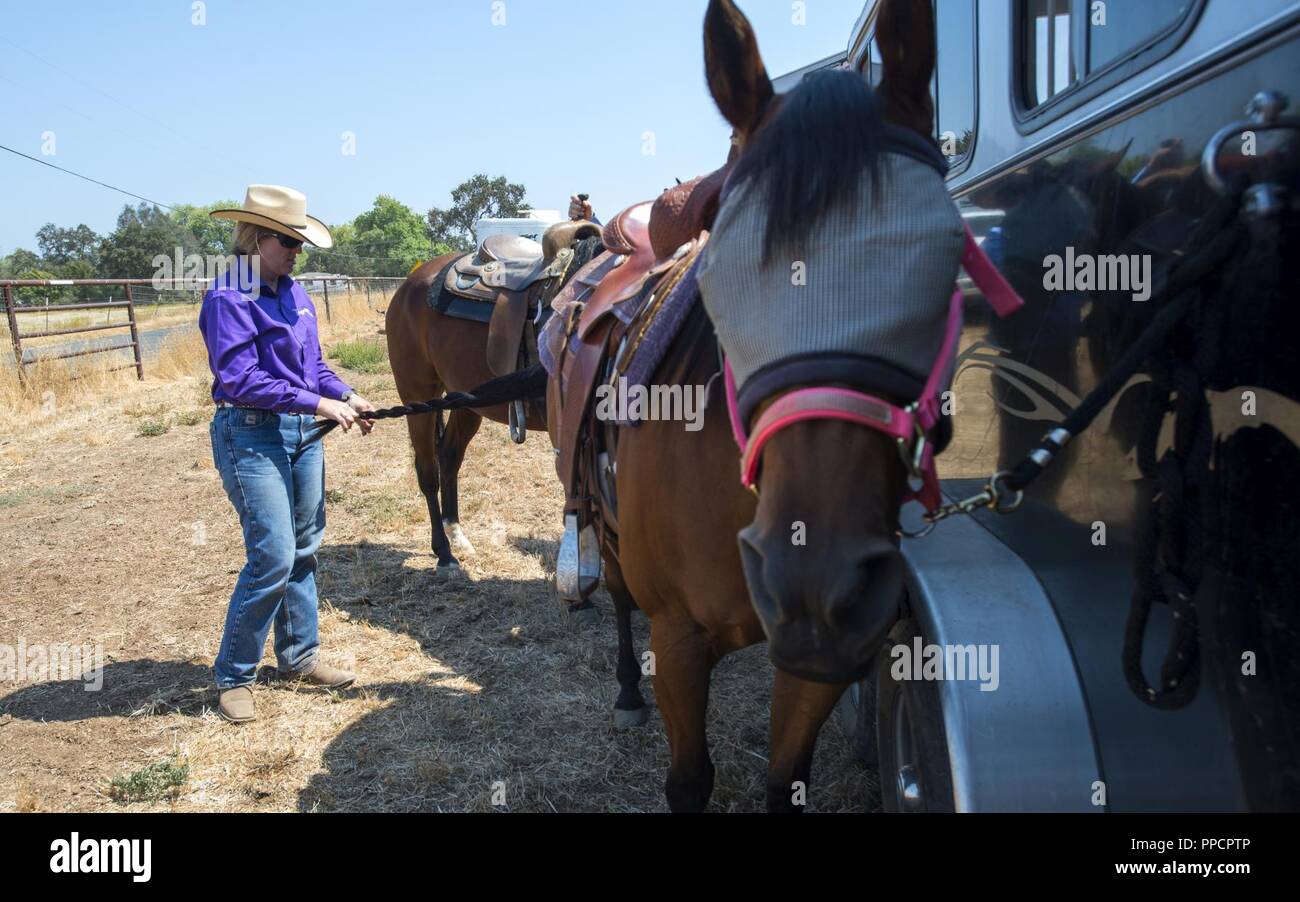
{"left": 210, "top": 184, "right": 333, "bottom": 248}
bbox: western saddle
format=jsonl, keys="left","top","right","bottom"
{"left": 437, "top": 220, "right": 602, "bottom": 441}
{"left": 550, "top": 165, "right": 729, "bottom": 602}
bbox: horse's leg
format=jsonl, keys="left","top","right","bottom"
{"left": 650, "top": 615, "right": 717, "bottom": 812}
{"left": 437, "top": 407, "right": 482, "bottom": 558}
{"left": 604, "top": 557, "right": 648, "bottom": 729}
{"left": 766, "top": 670, "right": 846, "bottom": 813}
{"left": 405, "top": 409, "right": 457, "bottom": 569}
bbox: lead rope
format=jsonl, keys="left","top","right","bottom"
{"left": 922, "top": 187, "right": 1247, "bottom": 531}
{"left": 302, "top": 365, "right": 549, "bottom": 447}
{"left": 924, "top": 185, "right": 1248, "bottom": 711}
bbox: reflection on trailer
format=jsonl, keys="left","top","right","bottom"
{"left": 800, "top": 0, "right": 1300, "bottom": 812}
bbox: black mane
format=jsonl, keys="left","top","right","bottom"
{"left": 728, "top": 69, "right": 887, "bottom": 265}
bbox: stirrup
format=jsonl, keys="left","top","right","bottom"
{"left": 556, "top": 514, "right": 601, "bottom": 602}
{"left": 508, "top": 400, "right": 527, "bottom": 444}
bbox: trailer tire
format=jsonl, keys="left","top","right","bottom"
{"left": 836, "top": 671, "right": 880, "bottom": 767}
{"left": 876, "top": 618, "right": 956, "bottom": 812}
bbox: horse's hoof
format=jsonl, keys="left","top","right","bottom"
{"left": 614, "top": 706, "right": 649, "bottom": 730}
{"left": 434, "top": 560, "right": 461, "bottom": 576}
{"left": 443, "top": 522, "right": 476, "bottom": 557}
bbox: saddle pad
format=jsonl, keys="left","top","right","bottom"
{"left": 616, "top": 244, "right": 707, "bottom": 426}
{"left": 539, "top": 251, "right": 614, "bottom": 386}
{"left": 428, "top": 256, "right": 495, "bottom": 323}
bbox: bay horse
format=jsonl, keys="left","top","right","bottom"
{"left": 386, "top": 240, "right": 600, "bottom": 569}
{"left": 551, "top": 0, "right": 949, "bottom": 811}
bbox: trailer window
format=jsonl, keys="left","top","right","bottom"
{"left": 1087, "top": 0, "right": 1192, "bottom": 72}
{"left": 1024, "top": 0, "right": 1076, "bottom": 107}
{"left": 934, "top": 0, "right": 976, "bottom": 160}
{"left": 861, "top": 34, "right": 884, "bottom": 86}
{"left": 1019, "top": 0, "right": 1200, "bottom": 115}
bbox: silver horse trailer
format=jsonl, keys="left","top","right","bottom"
{"left": 805, "top": 0, "right": 1300, "bottom": 812}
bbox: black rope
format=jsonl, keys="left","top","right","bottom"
{"left": 1122, "top": 355, "right": 1207, "bottom": 709}
{"left": 982, "top": 182, "right": 1253, "bottom": 710}
{"left": 993, "top": 181, "right": 1257, "bottom": 709}
{"left": 302, "top": 365, "right": 548, "bottom": 446}
{"left": 1001, "top": 189, "right": 1247, "bottom": 493}
{"left": 305, "top": 235, "right": 605, "bottom": 446}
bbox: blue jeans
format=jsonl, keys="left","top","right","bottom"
{"left": 210, "top": 408, "right": 325, "bottom": 689}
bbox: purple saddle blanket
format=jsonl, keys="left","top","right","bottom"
{"left": 538, "top": 254, "right": 703, "bottom": 424}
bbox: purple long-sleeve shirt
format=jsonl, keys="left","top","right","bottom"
{"left": 199, "top": 261, "right": 351, "bottom": 414}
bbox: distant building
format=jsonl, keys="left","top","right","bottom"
{"left": 295, "top": 272, "right": 350, "bottom": 291}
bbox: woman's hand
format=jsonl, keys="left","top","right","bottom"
{"left": 316, "top": 397, "right": 358, "bottom": 433}
{"left": 346, "top": 394, "right": 378, "bottom": 436}
{"left": 568, "top": 194, "right": 593, "bottom": 222}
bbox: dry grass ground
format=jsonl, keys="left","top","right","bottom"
{"left": 0, "top": 291, "right": 877, "bottom": 813}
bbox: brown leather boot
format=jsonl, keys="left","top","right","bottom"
{"left": 277, "top": 659, "right": 356, "bottom": 690}
{"left": 218, "top": 686, "right": 255, "bottom": 723}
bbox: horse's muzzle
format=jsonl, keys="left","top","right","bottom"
{"left": 738, "top": 529, "right": 905, "bottom": 684}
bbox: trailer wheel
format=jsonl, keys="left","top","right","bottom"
{"left": 876, "top": 618, "right": 955, "bottom": 812}
{"left": 835, "top": 670, "right": 880, "bottom": 767}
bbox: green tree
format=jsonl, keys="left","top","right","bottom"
{"left": 56, "top": 258, "right": 100, "bottom": 301}
{"left": 14, "top": 268, "right": 64, "bottom": 306}
{"left": 0, "top": 248, "right": 43, "bottom": 280}
{"left": 35, "top": 223, "right": 100, "bottom": 267}
{"left": 352, "top": 195, "right": 435, "bottom": 277}
{"left": 98, "top": 203, "right": 197, "bottom": 278}
{"left": 300, "top": 221, "right": 358, "bottom": 275}
{"left": 304, "top": 196, "right": 435, "bottom": 278}
{"left": 427, "top": 174, "right": 528, "bottom": 251}
{"left": 170, "top": 201, "right": 239, "bottom": 257}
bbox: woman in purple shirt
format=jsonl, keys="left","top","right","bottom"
{"left": 200, "top": 185, "right": 376, "bottom": 724}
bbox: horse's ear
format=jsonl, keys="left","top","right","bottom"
{"left": 876, "top": 0, "right": 937, "bottom": 139}
{"left": 1090, "top": 138, "right": 1135, "bottom": 175}
{"left": 704, "top": 0, "right": 774, "bottom": 136}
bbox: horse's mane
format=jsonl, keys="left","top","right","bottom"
{"left": 727, "top": 69, "right": 886, "bottom": 266}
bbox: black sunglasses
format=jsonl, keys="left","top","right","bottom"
{"left": 266, "top": 232, "right": 304, "bottom": 250}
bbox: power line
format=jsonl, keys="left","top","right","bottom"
{"left": 0, "top": 34, "right": 210, "bottom": 155}
{"left": 0, "top": 142, "right": 174, "bottom": 211}
{"left": 0, "top": 72, "right": 174, "bottom": 160}
{"left": 1, "top": 140, "right": 430, "bottom": 263}
{"left": 306, "top": 247, "right": 435, "bottom": 263}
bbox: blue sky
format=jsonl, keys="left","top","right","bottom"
{"left": 0, "top": 0, "right": 866, "bottom": 258}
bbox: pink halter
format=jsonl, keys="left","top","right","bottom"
{"left": 723, "top": 225, "right": 1024, "bottom": 515}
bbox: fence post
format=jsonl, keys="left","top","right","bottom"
{"left": 364, "top": 279, "right": 371, "bottom": 310}
{"left": 322, "top": 280, "right": 331, "bottom": 323}
{"left": 4, "top": 284, "right": 26, "bottom": 386}
{"left": 123, "top": 283, "right": 145, "bottom": 380}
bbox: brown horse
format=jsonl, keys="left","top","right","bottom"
{"left": 555, "top": 0, "right": 944, "bottom": 811}
{"left": 386, "top": 240, "right": 600, "bottom": 570}
{"left": 385, "top": 256, "right": 534, "bottom": 568}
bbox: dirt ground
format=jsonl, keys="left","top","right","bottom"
{"left": 0, "top": 319, "right": 879, "bottom": 813}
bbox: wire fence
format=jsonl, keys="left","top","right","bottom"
{"left": 1, "top": 276, "right": 408, "bottom": 380}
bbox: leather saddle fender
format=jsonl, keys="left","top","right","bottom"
{"left": 485, "top": 287, "right": 533, "bottom": 378}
